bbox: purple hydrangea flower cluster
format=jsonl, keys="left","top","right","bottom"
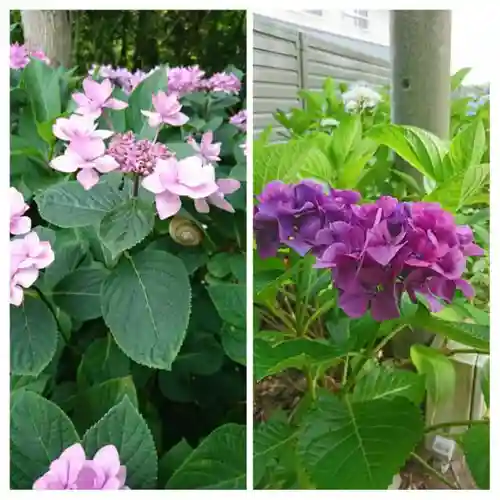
{"left": 107, "top": 131, "right": 173, "bottom": 175}
{"left": 89, "top": 64, "right": 241, "bottom": 96}
{"left": 254, "top": 180, "right": 484, "bottom": 321}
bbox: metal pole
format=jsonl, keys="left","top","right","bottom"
{"left": 390, "top": 10, "right": 452, "bottom": 357}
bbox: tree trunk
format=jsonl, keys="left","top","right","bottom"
{"left": 20, "top": 10, "right": 72, "bottom": 68}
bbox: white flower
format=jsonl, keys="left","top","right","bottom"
{"left": 320, "top": 118, "right": 340, "bottom": 128}
{"left": 342, "top": 84, "right": 381, "bottom": 113}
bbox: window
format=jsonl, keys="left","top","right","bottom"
{"left": 342, "top": 9, "right": 370, "bottom": 31}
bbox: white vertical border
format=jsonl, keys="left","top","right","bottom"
{"left": 245, "top": 7, "right": 254, "bottom": 492}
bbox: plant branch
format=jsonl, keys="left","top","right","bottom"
{"left": 302, "top": 298, "right": 337, "bottom": 335}
{"left": 425, "top": 418, "right": 489, "bottom": 433}
{"left": 410, "top": 452, "right": 459, "bottom": 489}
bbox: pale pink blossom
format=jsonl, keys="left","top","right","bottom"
{"left": 187, "top": 131, "right": 221, "bottom": 164}
{"left": 51, "top": 139, "right": 119, "bottom": 190}
{"left": 53, "top": 114, "right": 113, "bottom": 147}
{"left": 73, "top": 77, "right": 128, "bottom": 119}
{"left": 10, "top": 43, "right": 29, "bottom": 69}
{"left": 30, "top": 49, "right": 50, "bottom": 65}
{"left": 142, "top": 156, "right": 218, "bottom": 219}
{"left": 10, "top": 232, "right": 54, "bottom": 306}
{"left": 167, "top": 66, "right": 205, "bottom": 95}
{"left": 33, "top": 444, "right": 128, "bottom": 490}
{"left": 141, "top": 91, "right": 189, "bottom": 128}
{"left": 230, "top": 110, "right": 247, "bottom": 132}
{"left": 207, "top": 72, "right": 241, "bottom": 94}
{"left": 194, "top": 178, "right": 241, "bottom": 214}
{"left": 10, "top": 187, "right": 31, "bottom": 235}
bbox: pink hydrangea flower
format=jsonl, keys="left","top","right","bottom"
{"left": 207, "top": 72, "right": 241, "bottom": 94}
{"left": 187, "top": 131, "right": 221, "bottom": 164}
{"left": 142, "top": 156, "right": 218, "bottom": 219}
{"left": 30, "top": 49, "right": 50, "bottom": 65}
{"left": 51, "top": 139, "right": 119, "bottom": 190}
{"left": 10, "top": 43, "right": 29, "bottom": 69}
{"left": 33, "top": 443, "right": 128, "bottom": 490}
{"left": 230, "top": 110, "right": 247, "bottom": 132}
{"left": 10, "top": 187, "right": 31, "bottom": 235}
{"left": 168, "top": 65, "right": 205, "bottom": 94}
{"left": 53, "top": 114, "right": 113, "bottom": 147}
{"left": 73, "top": 77, "right": 128, "bottom": 119}
{"left": 194, "top": 178, "right": 241, "bottom": 214}
{"left": 141, "top": 91, "right": 189, "bottom": 128}
{"left": 10, "top": 232, "right": 54, "bottom": 306}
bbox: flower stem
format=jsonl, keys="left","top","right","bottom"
{"left": 306, "top": 369, "right": 317, "bottom": 401}
{"left": 425, "top": 419, "right": 489, "bottom": 433}
{"left": 302, "top": 298, "right": 337, "bottom": 335}
{"left": 410, "top": 452, "right": 459, "bottom": 489}
{"left": 132, "top": 174, "right": 140, "bottom": 197}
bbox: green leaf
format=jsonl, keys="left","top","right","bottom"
{"left": 254, "top": 413, "right": 297, "bottom": 486}
{"left": 462, "top": 424, "right": 489, "bottom": 489}
{"left": 331, "top": 114, "right": 362, "bottom": 166}
{"left": 10, "top": 374, "right": 50, "bottom": 395}
{"left": 447, "top": 120, "right": 486, "bottom": 173}
{"left": 36, "top": 179, "right": 128, "bottom": 228}
{"left": 71, "top": 376, "right": 138, "bottom": 434}
{"left": 369, "top": 124, "right": 448, "bottom": 181}
{"left": 22, "top": 58, "right": 61, "bottom": 123}
{"left": 352, "top": 365, "right": 425, "bottom": 405}
{"left": 254, "top": 338, "right": 346, "bottom": 381}
{"left": 77, "top": 337, "right": 131, "bottom": 387}
{"left": 99, "top": 198, "right": 155, "bottom": 258}
{"left": 173, "top": 331, "right": 224, "bottom": 375}
{"left": 408, "top": 309, "right": 489, "bottom": 350}
{"left": 298, "top": 392, "right": 424, "bottom": 489}
{"left": 10, "top": 296, "right": 58, "bottom": 376}
{"left": 460, "top": 163, "right": 489, "bottom": 209}
{"left": 126, "top": 66, "right": 168, "bottom": 139}
{"left": 101, "top": 249, "right": 191, "bottom": 369}
{"left": 229, "top": 253, "right": 246, "bottom": 283}
{"left": 480, "top": 358, "right": 489, "bottom": 407}
{"left": 82, "top": 396, "right": 157, "bottom": 489}
{"left": 221, "top": 324, "right": 246, "bottom": 365}
{"left": 207, "top": 252, "right": 232, "bottom": 278}
{"left": 207, "top": 283, "right": 245, "bottom": 328}
{"left": 52, "top": 265, "right": 109, "bottom": 321}
{"left": 410, "top": 344, "right": 456, "bottom": 418}
{"left": 158, "top": 439, "right": 193, "bottom": 487}
{"left": 167, "top": 423, "right": 246, "bottom": 489}
{"left": 451, "top": 67, "right": 472, "bottom": 90}
{"left": 10, "top": 390, "right": 79, "bottom": 489}
{"left": 167, "top": 141, "right": 197, "bottom": 159}
{"left": 43, "top": 240, "right": 88, "bottom": 289}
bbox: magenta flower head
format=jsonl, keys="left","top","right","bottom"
{"left": 10, "top": 187, "right": 31, "bottom": 236}
{"left": 51, "top": 139, "right": 119, "bottom": 190}
{"left": 194, "top": 178, "right": 241, "bottom": 214}
{"left": 230, "top": 110, "right": 247, "bottom": 132}
{"left": 53, "top": 114, "right": 113, "bottom": 147}
{"left": 10, "top": 232, "right": 54, "bottom": 306}
{"left": 187, "top": 131, "right": 221, "bottom": 165}
{"left": 141, "top": 91, "right": 189, "bottom": 128}
{"left": 33, "top": 443, "right": 128, "bottom": 490}
{"left": 142, "top": 156, "right": 219, "bottom": 219}
{"left": 73, "top": 77, "right": 128, "bottom": 119}
{"left": 207, "top": 72, "right": 241, "bottom": 94}
{"left": 10, "top": 43, "right": 29, "bottom": 70}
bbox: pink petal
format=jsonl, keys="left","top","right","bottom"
{"left": 155, "top": 191, "right": 181, "bottom": 219}
{"left": 68, "top": 137, "right": 106, "bottom": 161}
{"left": 142, "top": 170, "right": 166, "bottom": 194}
{"left": 93, "top": 155, "right": 119, "bottom": 173}
{"left": 208, "top": 193, "right": 235, "bottom": 213}
{"left": 93, "top": 445, "right": 121, "bottom": 477}
{"left": 11, "top": 216, "right": 31, "bottom": 236}
{"left": 217, "top": 178, "right": 240, "bottom": 194}
{"left": 105, "top": 98, "right": 128, "bottom": 110}
{"left": 52, "top": 119, "right": 72, "bottom": 141}
{"left": 14, "top": 267, "right": 39, "bottom": 288}
{"left": 164, "top": 112, "right": 189, "bottom": 127}
{"left": 141, "top": 110, "right": 162, "bottom": 128}
{"left": 202, "top": 130, "right": 213, "bottom": 146}
{"left": 94, "top": 129, "right": 114, "bottom": 140}
{"left": 10, "top": 285, "right": 24, "bottom": 306}
{"left": 194, "top": 198, "right": 210, "bottom": 213}
{"left": 77, "top": 168, "right": 100, "bottom": 190}
{"left": 84, "top": 78, "right": 112, "bottom": 104}
{"left": 72, "top": 92, "right": 90, "bottom": 107}
{"left": 51, "top": 152, "right": 81, "bottom": 173}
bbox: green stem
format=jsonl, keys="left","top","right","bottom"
{"left": 132, "top": 174, "right": 140, "bottom": 197}
{"left": 342, "top": 356, "right": 349, "bottom": 385}
{"left": 302, "top": 298, "right": 337, "bottom": 335}
{"left": 410, "top": 452, "right": 459, "bottom": 489}
{"left": 444, "top": 348, "right": 489, "bottom": 356}
{"left": 32, "top": 286, "right": 70, "bottom": 344}
{"left": 306, "top": 369, "right": 317, "bottom": 401}
{"left": 425, "top": 419, "right": 489, "bottom": 433}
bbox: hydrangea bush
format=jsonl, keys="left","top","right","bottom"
{"left": 10, "top": 50, "right": 247, "bottom": 490}
{"left": 253, "top": 74, "right": 489, "bottom": 489}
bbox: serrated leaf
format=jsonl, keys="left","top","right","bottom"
{"left": 82, "top": 396, "right": 157, "bottom": 489}
{"left": 462, "top": 424, "right": 489, "bottom": 489}
{"left": 207, "top": 283, "right": 245, "bottom": 328}
{"left": 167, "top": 423, "right": 246, "bottom": 489}
{"left": 10, "top": 390, "right": 79, "bottom": 489}
{"left": 298, "top": 392, "right": 424, "bottom": 489}
{"left": 460, "top": 163, "right": 489, "bottom": 209}
{"left": 410, "top": 344, "right": 456, "bottom": 418}
{"left": 43, "top": 240, "right": 88, "bottom": 289}
{"left": 221, "top": 324, "right": 246, "bottom": 365}
{"left": 36, "top": 179, "right": 128, "bottom": 228}
{"left": 158, "top": 439, "right": 193, "bottom": 487}
{"left": 352, "top": 365, "right": 425, "bottom": 405}
{"left": 101, "top": 249, "right": 191, "bottom": 369}
{"left": 52, "top": 265, "right": 109, "bottom": 321}
{"left": 10, "top": 374, "right": 50, "bottom": 395}
{"left": 99, "top": 198, "right": 155, "bottom": 258}
{"left": 173, "top": 331, "right": 224, "bottom": 375}
{"left": 10, "top": 296, "right": 58, "bottom": 376}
